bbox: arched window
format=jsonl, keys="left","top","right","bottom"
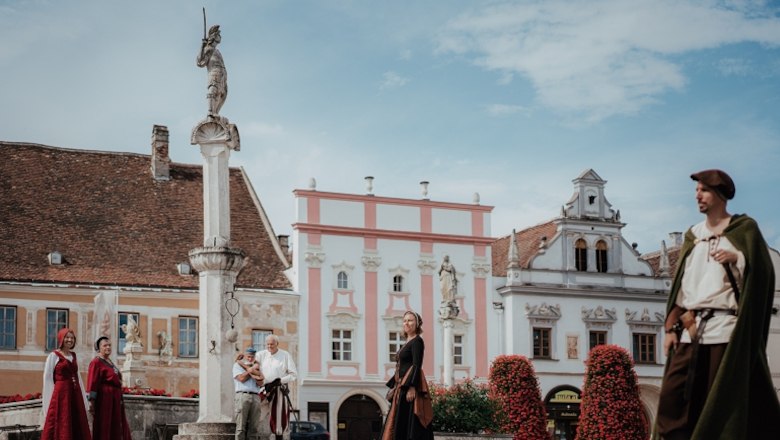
{"left": 596, "top": 240, "right": 608, "bottom": 273}
{"left": 575, "top": 239, "right": 588, "bottom": 272}
{"left": 337, "top": 271, "right": 348, "bottom": 289}
{"left": 392, "top": 275, "right": 404, "bottom": 292}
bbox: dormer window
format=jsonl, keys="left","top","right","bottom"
{"left": 48, "top": 251, "right": 62, "bottom": 265}
{"left": 596, "top": 240, "right": 608, "bottom": 273}
{"left": 575, "top": 239, "right": 588, "bottom": 272}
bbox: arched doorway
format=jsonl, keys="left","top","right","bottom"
{"left": 337, "top": 394, "right": 382, "bottom": 440}
{"left": 544, "top": 385, "right": 582, "bottom": 440}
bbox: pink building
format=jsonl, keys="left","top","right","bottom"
{"left": 290, "top": 180, "right": 493, "bottom": 439}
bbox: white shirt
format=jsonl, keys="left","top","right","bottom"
{"left": 257, "top": 349, "right": 297, "bottom": 385}
{"left": 233, "top": 361, "right": 262, "bottom": 393}
{"left": 676, "top": 221, "right": 745, "bottom": 344}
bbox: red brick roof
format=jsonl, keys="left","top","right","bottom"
{"left": 641, "top": 246, "right": 683, "bottom": 277}
{"left": 492, "top": 220, "right": 559, "bottom": 276}
{"left": 0, "top": 142, "right": 291, "bottom": 290}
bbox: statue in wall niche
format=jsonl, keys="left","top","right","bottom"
{"left": 439, "top": 255, "right": 458, "bottom": 303}
{"left": 197, "top": 18, "right": 227, "bottom": 118}
{"left": 157, "top": 331, "right": 173, "bottom": 365}
{"left": 122, "top": 315, "right": 141, "bottom": 345}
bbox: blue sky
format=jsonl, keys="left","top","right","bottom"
{"left": 2, "top": 0, "right": 779, "bottom": 252}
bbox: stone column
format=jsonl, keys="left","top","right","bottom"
{"left": 438, "top": 302, "right": 459, "bottom": 387}
{"left": 175, "top": 117, "right": 243, "bottom": 440}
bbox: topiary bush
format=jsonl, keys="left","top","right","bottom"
{"left": 489, "top": 355, "right": 549, "bottom": 440}
{"left": 430, "top": 379, "right": 501, "bottom": 434}
{"left": 576, "top": 344, "right": 648, "bottom": 440}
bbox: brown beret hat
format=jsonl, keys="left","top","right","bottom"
{"left": 691, "top": 169, "right": 735, "bottom": 200}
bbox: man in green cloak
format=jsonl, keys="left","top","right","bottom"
{"left": 655, "top": 169, "right": 779, "bottom": 439}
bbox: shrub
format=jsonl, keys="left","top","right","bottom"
{"left": 182, "top": 389, "right": 199, "bottom": 398}
{"left": 490, "top": 355, "right": 549, "bottom": 440}
{"left": 430, "top": 379, "right": 501, "bottom": 433}
{"left": 576, "top": 345, "right": 647, "bottom": 440}
{"left": 0, "top": 392, "right": 42, "bottom": 404}
{"left": 122, "top": 386, "right": 171, "bottom": 397}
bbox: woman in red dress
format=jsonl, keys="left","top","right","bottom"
{"left": 41, "top": 328, "right": 92, "bottom": 440}
{"left": 87, "top": 336, "right": 132, "bottom": 440}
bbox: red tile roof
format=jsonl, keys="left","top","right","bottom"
{"left": 0, "top": 142, "right": 291, "bottom": 290}
{"left": 492, "top": 220, "right": 559, "bottom": 276}
{"left": 641, "top": 246, "right": 683, "bottom": 277}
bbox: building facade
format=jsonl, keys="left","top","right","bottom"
{"left": 0, "top": 134, "right": 297, "bottom": 400}
{"left": 290, "top": 179, "right": 493, "bottom": 440}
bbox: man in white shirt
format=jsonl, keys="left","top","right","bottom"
{"left": 233, "top": 347, "right": 263, "bottom": 440}
{"left": 655, "top": 169, "right": 779, "bottom": 439}
{"left": 257, "top": 334, "right": 298, "bottom": 440}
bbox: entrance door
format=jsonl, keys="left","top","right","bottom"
{"left": 337, "top": 394, "right": 382, "bottom": 440}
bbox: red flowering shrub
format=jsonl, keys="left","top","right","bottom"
{"left": 576, "top": 345, "right": 648, "bottom": 440}
{"left": 489, "top": 355, "right": 549, "bottom": 440}
{"left": 122, "top": 386, "right": 171, "bottom": 397}
{"left": 0, "top": 392, "right": 42, "bottom": 404}
{"left": 430, "top": 379, "right": 501, "bottom": 433}
{"left": 182, "top": 389, "right": 199, "bottom": 398}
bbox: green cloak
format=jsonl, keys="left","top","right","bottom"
{"left": 658, "top": 214, "right": 779, "bottom": 439}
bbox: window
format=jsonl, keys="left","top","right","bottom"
{"left": 632, "top": 333, "right": 656, "bottom": 364}
{"left": 0, "top": 306, "right": 16, "bottom": 350}
{"left": 453, "top": 334, "right": 463, "bottom": 365}
{"left": 589, "top": 330, "right": 607, "bottom": 350}
{"left": 388, "top": 331, "right": 405, "bottom": 362}
{"left": 118, "top": 312, "right": 140, "bottom": 354}
{"left": 575, "top": 239, "right": 588, "bottom": 271}
{"left": 179, "top": 317, "right": 198, "bottom": 357}
{"left": 392, "top": 275, "right": 404, "bottom": 292}
{"left": 596, "top": 240, "right": 608, "bottom": 273}
{"left": 252, "top": 329, "right": 273, "bottom": 352}
{"left": 331, "top": 329, "right": 352, "bottom": 361}
{"left": 533, "top": 327, "right": 551, "bottom": 359}
{"left": 46, "top": 309, "right": 68, "bottom": 351}
{"left": 337, "top": 271, "right": 348, "bottom": 289}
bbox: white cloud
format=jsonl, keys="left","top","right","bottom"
{"left": 716, "top": 57, "right": 753, "bottom": 76}
{"left": 436, "top": 0, "right": 780, "bottom": 122}
{"left": 380, "top": 71, "right": 410, "bottom": 90}
{"left": 485, "top": 103, "right": 529, "bottom": 116}
{"left": 399, "top": 49, "right": 412, "bottom": 60}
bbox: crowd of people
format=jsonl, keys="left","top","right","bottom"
{"left": 37, "top": 169, "right": 779, "bottom": 440}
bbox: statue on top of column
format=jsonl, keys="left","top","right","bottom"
{"left": 197, "top": 23, "right": 227, "bottom": 118}
{"left": 439, "top": 255, "right": 458, "bottom": 304}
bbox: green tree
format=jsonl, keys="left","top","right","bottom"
{"left": 431, "top": 379, "right": 501, "bottom": 433}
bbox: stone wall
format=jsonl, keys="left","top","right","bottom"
{"left": 434, "top": 434, "right": 513, "bottom": 440}
{"left": 0, "top": 396, "right": 198, "bottom": 440}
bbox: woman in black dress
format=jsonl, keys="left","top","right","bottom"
{"left": 382, "top": 310, "right": 434, "bottom": 440}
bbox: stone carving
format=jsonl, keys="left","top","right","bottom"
{"left": 417, "top": 257, "right": 438, "bottom": 275}
{"left": 361, "top": 255, "right": 382, "bottom": 272}
{"left": 157, "top": 331, "right": 173, "bottom": 365}
{"left": 438, "top": 255, "right": 458, "bottom": 303}
{"left": 197, "top": 24, "right": 227, "bottom": 118}
{"left": 581, "top": 305, "right": 617, "bottom": 321}
{"left": 471, "top": 262, "right": 491, "bottom": 279}
{"left": 526, "top": 302, "right": 561, "bottom": 317}
{"left": 121, "top": 315, "right": 141, "bottom": 345}
{"left": 625, "top": 307, "right": 664, "bottom": 323}
{"left": 304, "top": 250, "right": 326, "bottom": 268}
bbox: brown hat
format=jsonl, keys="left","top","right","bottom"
{"left": 690, "top": 169, "right": 735, "bottom": 200}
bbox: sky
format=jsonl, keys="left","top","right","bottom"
{"left": 2, "top": 0, "right": 780, "bottom": 253}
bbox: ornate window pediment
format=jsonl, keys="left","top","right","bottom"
{"left": 625, "top": 307, "right": 664, "bottom": 332}
{"left": 582, "top": 305, "right": 617, "bottom": 330}
{"left": 526, "top": 302, "right": 561, "bottom": 326}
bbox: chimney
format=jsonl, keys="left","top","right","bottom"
{"left": 151, "top": 125, "right": 170, "bottom": 181}
{"left": 278, "top": 235, "right": 290, "bottom": 259}
{"left": 668, "top": 232, "right": 683, "bottom": 247}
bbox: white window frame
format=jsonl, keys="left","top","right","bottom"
{"left": 331, "top": 329, "right": 352, "bottom": 361}
{"left": 453, "top": 334, "right": 464, "bottom": 365}
{"left": 0, "top": 306, "right": 17, "bottom": 350}
{"left": 388, "top": 331, "right": 404, "bottom": 363}
{"left": 252, "top": 329, "right": 273, "bottom": 352}
{"left": 46, "top": 308, "right": 68, "bottom": 351}
{"left": 179, "top": 316, "right": 198, "bottom": 358}
{"left": 118, "top": 312, "right": 140, "bottom": 355}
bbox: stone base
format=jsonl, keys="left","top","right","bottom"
{"left": 173, "top": 422, "right": 236, "bottom": 440}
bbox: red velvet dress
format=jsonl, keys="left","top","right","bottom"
{"left": 41, "top": 351, "right": 92, "bottom": 440}
{"left": 88, "top": 357, "right": 132, "bottom": 440}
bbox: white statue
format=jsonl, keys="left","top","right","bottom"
{"left": 157, "top": 331, "right": 173, "bottom": 365}
{"left": 121, "top": 315, "right": 141, "bottom": 345}
{"left": 438, "top": 255, "right": 458, "bottom": 303}
{"left": 197, "top": 24, "right": 227, "bottom": 117}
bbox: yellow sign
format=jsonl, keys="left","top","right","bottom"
{"left": 550, "top": 390, "right": 581, "bottom": 403}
